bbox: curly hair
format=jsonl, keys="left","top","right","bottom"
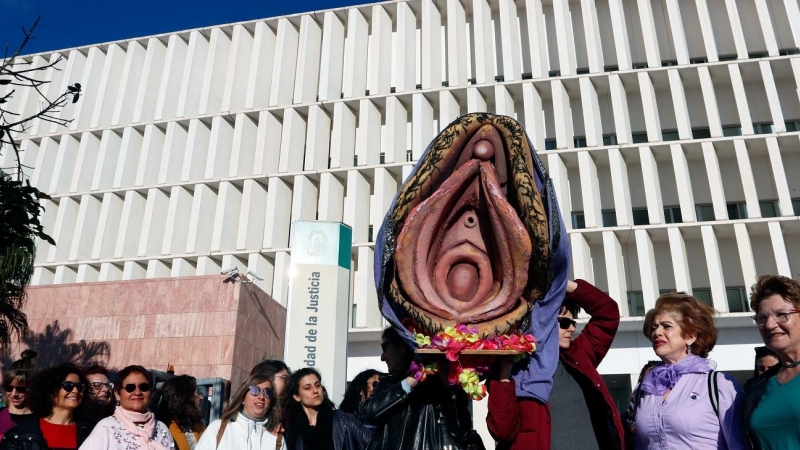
{"left": 29, "top": 363, "right": 86, "bottom": 418}
{"left": 83, "top": 364, "right": 110, "bottom": 378}
{"left": 749, "top": 275, "right": 800, "bottom": 312}
{"left": 113, "top": 365, "right": 153, "bottom": 396}
{"left": 221, "top": 373, "right": 281, "bottom": 433}
{"left": 642, "top": 293, "right": 718, "bottom": 358}
{"left": 339, "top": 369, "right": 383, "bottom": 414}
{"left": 3, "top": 351, "right": 38, "bottom": 407}
{"left": 154, "top": 375, "right": 204, "bottom": 432}
{"left": 281, "top": 368, "right": 335, "bottom": 428}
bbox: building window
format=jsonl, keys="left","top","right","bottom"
{"left": 632, "top": 132, "right": 648, "bottom": 144}
{"left": 632, "top": 62, "right": 648, "bottom": 69}
{"left": 696, "top": 204, "right": 716, "bottom": 222}
{"left": 351, "top": 304, "right": 358, "bottom": 328}
{"left": 576, "top": 67, "right": 590, "bottom": 75}
{"left": 693, "top": 288, "right": 713, "bottom": 307}
{"left": 727, "top": 287, "right": 749, "bottom": 313}
{"left": 753, "top": 122, "right": 774, "bottom": 135}
{"left": 662, "top": 130, "right": 680, "bottom": 141}
{"left": 368, "top": 225, "right": 374, "bottom": 242}
{"left": 627, "top": 291, "right": 645, "bottom": 317}
{"left": 793, "top": 198, "right": 800, "bottom": 215}
{"left": 494, "top": 76, "right": 505, "bottom": 82}
{"left": 603, "top": 134, "right": 618, "bottom": 146}
{"left": 760, "top": 200, "right": 779, "bottom": 218}
{"left": 574, "top": 136, "right": 587, "bottom": 148}
{"left": 406, "top": 150, "right": 413, "bottom": 162}
{"left": 549, "top": 70, "right": 561, "bottom": 77}
{"left": 664, "top": 206, "right": 683, "bottom": 224}
{"left": 632, "top": 208, "right": 649, "bottom": 226}
{"left": 354, "top": 155, "right": 359, "bottom": 166}
{"left": 604, "top": 64, "right": 619, "bottom": 72}
{"left": 779, "top": 48, "right": 800, "bottom": 55}
{"left": 786, "top": 120, "right": 800, "bottom": 132}
{"left": 602, "top": 210, "right": 617, "bottom": 227}
{"left": 748, "top": 51, "right": 769, "bottom": 58}
{"left": 727, "top": 202, "right": 747, "bottom": 220}
{"left": 719, "top": 54, "right": 738, "bottom": 61}
{"left": 521, "top": 73, "right": 533, "bottom": 80}
{"left": 690, "top": 56, "right": 708, "bottom": 64}
{"left": 661, "top": 59, "right": 678, "bottom": 67}
{"left": 722, "top": 125, "right": 742, "bottom": 137}
{"left": 692, "top": 127, "right": 711, "bottom": 139}
{"left": 544, "top": 139, "right": 557, "bottom": 150}
{"left": 379, "top": 152, "right": 385, "bottom": 164}
{"left": 572, "top": 212, "right": 586, "bottom": 229}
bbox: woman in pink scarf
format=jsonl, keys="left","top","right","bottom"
{"left": 80, "top": 365, "right": 174, "bottom": 449}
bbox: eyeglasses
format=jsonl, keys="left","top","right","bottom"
{"left": 558, "top": 317, "right": 577, "bottom": 330}
{"left": 752, "top": 310, "right": 800, "bottom": 326}
{"left": 248, "top": 386, "right": 274, "bottom": 399}
{"left": 122, "top": 383, "right": 151, "bottom": 393}
{"left": 3, "top": 385, "right": 28, "bottom": 394}
{"left": 88, "top": 382, "right": 114, "bottom": 391}
{"left": 61, "top": 382, "right": 87, "bottom": 393}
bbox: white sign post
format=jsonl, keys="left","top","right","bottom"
{"left": 284, "top": 221, "right": 352, "bottom": 405}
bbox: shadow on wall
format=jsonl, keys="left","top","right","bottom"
{"left": 1, "top": 320, "right": 111, "bottom": 369}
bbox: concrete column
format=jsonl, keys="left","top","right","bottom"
{"left": 330, "top": 103, "right": 357, "bottom": 168}
{"left": 522, "top": 83, "right": 546, "bottom": 151}
{"left": 138, "top": 188, "right": 170, "bottom": 257}
{"left": 728, "top": 65, "right": 754, "bottom": 135}
{"left": 580, "top": 78, "right": 603, "bottom": 147}
{"left": 76, "top": 265, "right": 100, "bottom": 283}
{"left": 180, "top": 119, "right": 211, "bottom": 182}
{"left": 368, "top": 5, "right": 392, "bottom": 95}
{"left": 467, "top": 87, "right": 487, "bottom": 113}
{"left": 421, "top": 0, "right": 443, "bottom": 89}
{"left": 472, "top": 0, "right": 496, "bottom": 84}
{"left": 766, "top": 137, "right": 794, "bottom": 217}
{"left": 439, "top": 91, "right": 463, "bottom": 130}
{"left": 91, "top": 193, "right": 124, "bottom": 260}
{"left": 263, "top": 177, "right": 293, "bottom": 248}
{"left": 317, "top": 12, "right": 345, "bottom": 102}
{"left": 318, "top": 173, "right": 345, "bottom": 222}
{"left": 783, "top": 0, "right": 800, "bottom": 49}
{"left": 638, "top": 73, "right": 662, "bottom": 142}
{"left": 553, "top": 0, "right": 577, "bottom": 75}
{"left": 153, "top": 35, "right": 188, "bottom": 122}
{"left": 768, "top": 222, "right": 792, "bottom": 277}
{"left": 695, "top": 0, "right": 718, "bottom": 62}
{"left": 754, "top": 0, "right": 779, "bottom": 56}
{"left": 667, "top": 228, "right": 692, "bottom": 293}
{"left": 609, "top": 149, "right": 633, "bottom": 226}
{"left": 290, "top": 175, "right": 319, "bottom": 243}
{"left": 293, "top": 15, "right": 322, "bottom": 104}
{"left": 222, "top": 25, "right": 254, "bottom": 113}
{"left": 603, "top": 231, "right": 629, "bottom": 315}
{"left": 112, "top": 127, "right": 144, "bottom": 189}
{"left": 494, "top": 85, "right": 515, "bottom": 117}
{"left": 578, "top": 151, "right": 602, "bottom": 228}
{"left": 607, "top": 0, "right": 632, "bottom": 69}
{"left": 269, "top": 18, "right": 299, "bottom": 106}
{"left": 244, "top": 22, "right": 276, "bottom": 110}
{"left": 609, "top": 75, "right": 632, "bottom": 144}
{"left": 199, "top": 27, "right": 233, "bottom": 115}
{"left": 236, "top": 180, "right": 269, "bottom": 250}
{"left": 665, "top": 0, "right": 689, "bottom": 65}
{"left": 734, "top": 140, "right": 761, "bottom": 219}
{"left": 171, "top": 259, "right": 197, "bottom": 278}
{"left": 69, "top": 195, "right": 102, "bottom": 262}
{"left": 254, "top": 111, "right": 282, "bottom": 175}
{"left": 637, "top": 0, "right": 661, "bottom": 67}
{"left": 571, "top": 233, "right": 594, "bottom": 283}
{"left": 344, "top": 170, "right": 371, "bottom": 243}
{"left": 412, "top": 94, "right": 434, "bottom": 160}
{"left": 185, "top": 185, "right": 217, "bottom": 255}
{"left": 146, "top": 260, "right": 172, "bottom": 279}
{"left": 54, "top": 266, "right": 78, "bottom": 285}
{"left": 446, "top": 0, "right": 468, "bottom": 88}
{"left": 272, "top": 252, "right": 292, "bottom": 306}
{"left": 196, "top": 256, "right": 222, "bottom": 277}
{"left": 639, "top": 147, "right": 664, "bottom": 224}
{"left": 305, "top": 106, "right": 332, "bottom": 171}
{"left": 385, "top": 97, "right": 408, "bottom": 164}
{"left": 668, "top": 70, "right": 692, "bottom": 140}
{"left": 175, "top": 31, "right": 209, "bottom": 118}
{"left": 701, "top": 225, "right": 729, "bottom": 312}
{"left": 71, "top": 132, "right": 100, "bottom": 193}
{"left": 670, "top": 144, "right": 697, "bottom": 222}
{"left": 698, "top": 67, "right": 722, "bottom": 138}
{"left": 135, "top": 125, "right": 166, "bottom": 186}
{"left": 552, "top": 80, "right": 574, "bottom": 149}
{"left": 50, "top": 135, "right": 80, "bottom": 194}
{"left": 759, "top": 61, "right": 786, "bottom": 132}
{"left": 372, "top": 168, "right": 398, "bottom": 239}
{"left": 156, "top": 122, "right": 186, "bottom": 185}
{"left": 581, "top": 0, "right": 604, "bottom": 72}
{"left": 394, "top": 3, "right": 417, "bottom": 93}
{"left": 525, "top": 0, "right": 548, "bottom": 78}
{"left": 204, "top": 116, "right": 235, "bottom": 179}
{"left": 161, "top": 186, "right": 193, "bottom": 255}
{"left": 342, "top": 9, "right": 369, "bottom": 98}
{"left": 356, "top": 99, "right": 382, "bottom": 166}
{"left": 635, "top": 229, "right": 659, "bottom": 311}
{"left": 548, "top": 154, "right": 572, "bottom": 229}
{"left": 724, "top": 0, "right": 749, "bottom": 59}
{"left": 279, "top": 109, "right": 307, "bottom": 173}
{"left": 68, "top": 47, "right": 106, "bottom": 132}
{"left": 94, "top": 43, "right": 133, "bottom": 128}
{"left": 733, "top": 223, "right": 758, "bottom": 288}
{"left": 702, "top": 142, "right": 729, "bottom": 221}
{"left": 498, "top": 0, "right": 523, "bottom": 81}
{"left": 229, "top": 114, "right": 259, "bottom": 178}
{"left": 114, "top": 191, "right": 147, "bottom": 258}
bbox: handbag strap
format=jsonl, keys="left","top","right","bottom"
{"left": 215, "top": 420, "right": 228, "bottom": 449}
{"left": 276, "top": 432, "right": 283, "bottom": 450}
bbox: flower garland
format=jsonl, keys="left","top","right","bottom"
{"left": 408, "top": 324, "right": 536, "bottom": 400}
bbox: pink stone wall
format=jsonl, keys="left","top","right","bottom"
{"left": 8, "top": 276, "right": 285, "bottom": 386}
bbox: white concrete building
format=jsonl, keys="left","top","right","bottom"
{"left": 4, "top": 0, "right": 800, "bottom": 442}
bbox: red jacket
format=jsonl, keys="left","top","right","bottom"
{"left": 486, "top": 279, "right": 624, "bottom": 450}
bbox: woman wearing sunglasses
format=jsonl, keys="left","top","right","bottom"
{"left": 745, "top": 275, "right": 800, "bottom": 449}
{"left": 0, "top": 351, "right": 38, "bottom": 438}
{"left": 282, "top": 368, "right": 370, "bottom": 450}
{"left": 195, "top": 372, "right": 281, "bottom": 450}
{"left": 80, "top": 365, "right": 174, "bottom": 449}
{"left": 0, "top": 363, "right": 91, "bottom": 449}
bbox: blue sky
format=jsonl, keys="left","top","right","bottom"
{"left": 1, "top": 0, "right": 365, "bottom": 56}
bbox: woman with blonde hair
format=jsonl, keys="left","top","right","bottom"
{"left": 0, "top": 351, "right": 37, "bottom": 438}
{"left": 195, "top": 372, "right": 280, "bottom": 450}
{"left": 631, "top": 294, "right": 746, "bottom": 449}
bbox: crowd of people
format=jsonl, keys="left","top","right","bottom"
{"left": 0, "top": 274, "right": 797, "bottom": 449}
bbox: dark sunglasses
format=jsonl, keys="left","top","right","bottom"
{"left": 61, "top": 381, "right": 87, "bottom": 393}
{"left": 558, "top": 317, "right": 577, "bottom": 330}
{"left": 3, "top": 385, "right": 28, "bottom": 394}
{"left": 248, "top": 385, "right": 274, "bottom": 398}
{"left": 88, "top": 382, "right": 114, "bottom": 391}
{"left": 122, "top": 383, "right": 151, "bottom": 393}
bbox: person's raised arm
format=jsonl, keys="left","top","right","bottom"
{"left": 566, "top": 279, "right": 621, "bottom": 367}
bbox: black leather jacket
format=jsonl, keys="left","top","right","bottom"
{"left": 361, "top": 374, "right": 472, "bottom": 450}
{"left": 286, "top": 409, "right": 372, "bottom": 450}
{"left": 0, "top": 417, "right": 91, "bottom": 450}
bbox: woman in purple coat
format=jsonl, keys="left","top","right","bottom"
{"left": 632, "top": 294, "right": 747, "bottom": 450}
